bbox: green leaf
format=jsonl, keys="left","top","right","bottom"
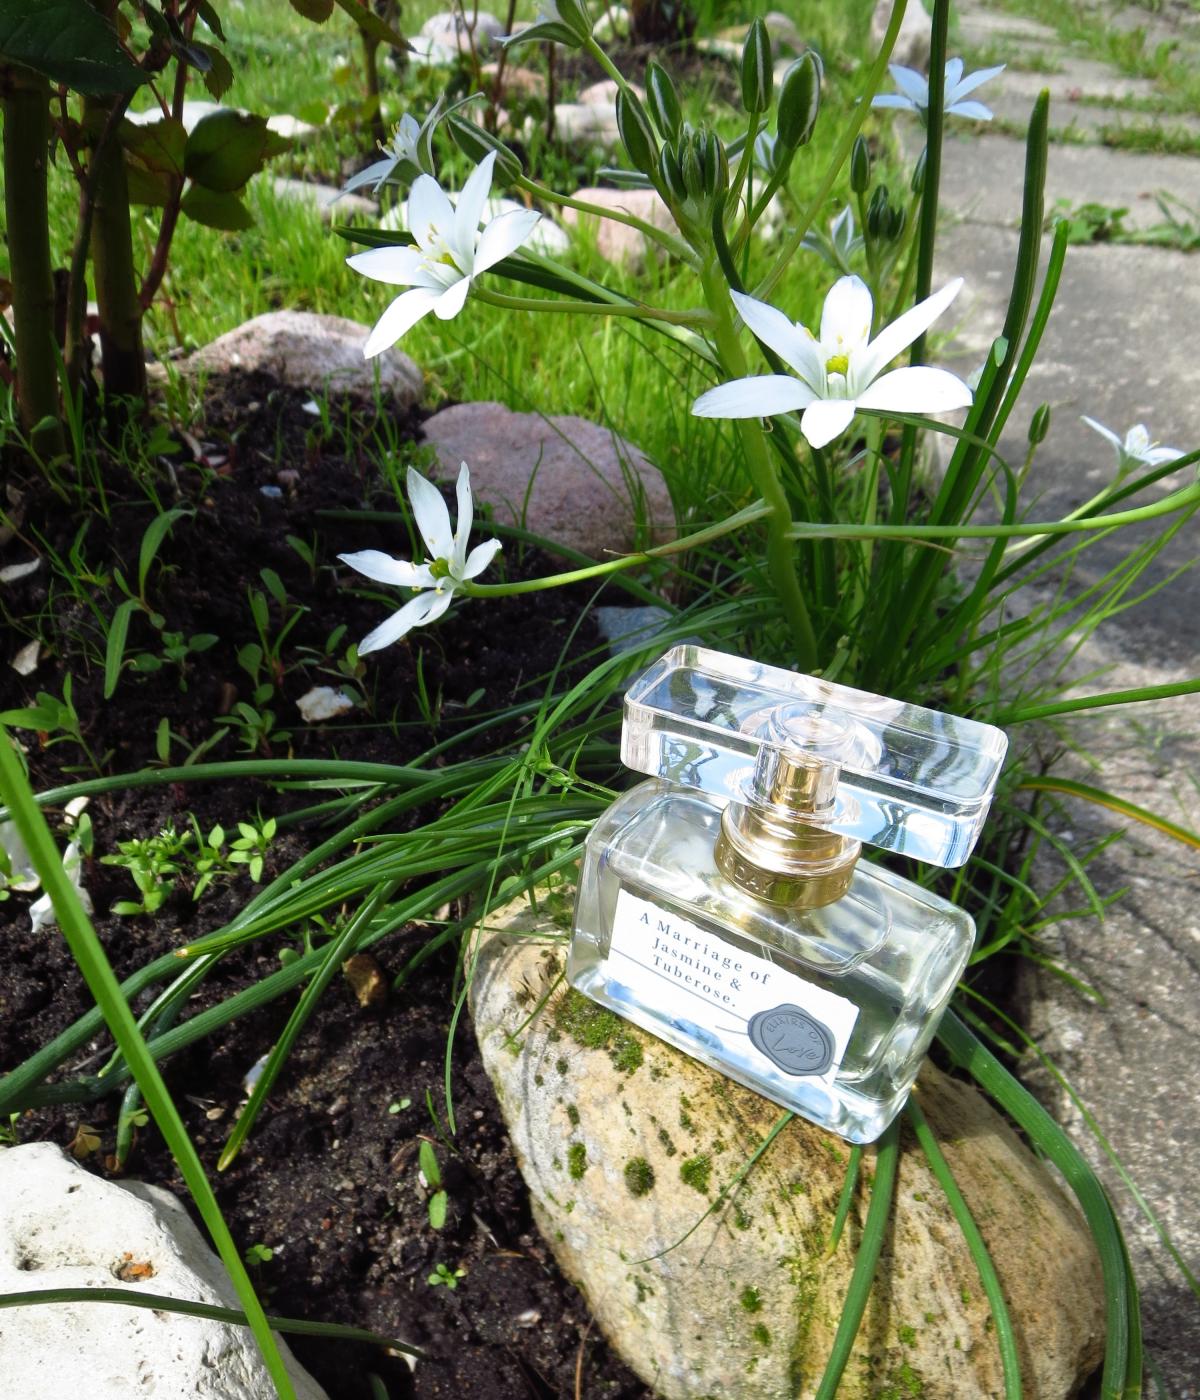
{"left": 184, "top": 110, "right": 274, "bottom": 192}
{"left": 333, "top": 0, "right": 409, "bottom": 48}
{"left": 180, "top": 184, "right": 252, "bottom": 231}
{"left": 103, "top": 598, "right": 140, "bottom": 700}
{"left": 289, "top": 0, "right": 335, "bottom": 20}
{"left": 195, "top": 1, "right": 226, "bottom": 41}
{"left": 138, "top": 508, "right": 189, "bottom": 598}
{"left": 418, "top": 1139, "right": 441, "bottom": 1189}
{"left": 121, "top": 117, "right": 186, "bottom": 175}
{"left": 198, "top": 44, "right": 234, "bottom": 101}
{"left": 0, "top": 0, "right": 146, "bottom": 94}
{"left": 124, "top": 163, "right": 172, "bottom": 207}
{"left": 428, "top": 1190, "right": 448, "bottom": 1230}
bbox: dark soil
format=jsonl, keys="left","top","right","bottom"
{"left": 0, "top": 377, "right": 652, "bottom": 1399}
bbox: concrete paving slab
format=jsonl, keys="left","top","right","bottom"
{"left": 987, "top": 89, "right": 1200, "bottom": 141}
{"left": 928, "top": 131, "right": 1200, "bottom": 231}
{"left": 996, "top": 56, "right": 1161, "bottom": 106}
{"left": 956, "top": 8, "right": 1058, "bottom": 46}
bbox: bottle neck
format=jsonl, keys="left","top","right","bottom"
{"left": 714, "top": 799, "right": 860, "bottom": 909}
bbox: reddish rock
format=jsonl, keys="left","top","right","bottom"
{"left": 421, "top": 401, "right": 675, "bottom": 558}
{"left": 558, "top": 186, "right": 677, "bottom": 265}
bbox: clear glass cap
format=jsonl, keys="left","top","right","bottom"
{"left": 620, "top": 646, "right": 1008, "bottom": 868}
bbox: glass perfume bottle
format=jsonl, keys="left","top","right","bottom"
{"left": 569, "top": 646, "right": 1008, "bottom": 1144}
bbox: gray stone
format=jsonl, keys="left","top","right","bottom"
{"left": 577, "top": 78, "right": 643, "bottom": 107}
{"left": 559, "top": 186, "right": 677, "bottom": 265}
{"left": 991, "top": 57, "right": 1161, "bottom": 107}
{"left": 160, "top": 310, "right": 423, "bottom": 405}
{"left": 480, "top": 61, "right": 546, "bottom": 99}
{"left": 550, "top": 102, "right": 621, "bottom": 149}
{"left": 421, "top": 401, "right": 674, "bottom": 558}
{"left": 469, "top": 899, "right": 1107, "bottom": 1399}
{"left": 928, "top": 131, "right": 1200, "bottom": 232}
{"left": 418, "top": 8, "right": 502, "bottom": 55}
{"left": 592, "top": 605, "right": 676, "bottom": 655}
{"left": 986, "top": 89, "right": 1200, "bottom": 141}
{"left": 0, "top": 1143, "right": 327, "bottom": 1400}
{"left": 270, "top": 176, "right": 377, "bottom": 223}
{"left": 956, "top": 9, "right": 1058, "bottom": 47}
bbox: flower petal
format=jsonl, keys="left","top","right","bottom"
{"left": 463, "top": 537, "right": 502, "bottom": 579}
{"left": 432, "top": 274, "right": 470, "bottom": 320}
{"left": 952, "top": 63, "right": 1005, "bottom": 99}
{"left": 1081, "top": 416, "right": 1123, "bottom": 452}
{"left": 338, "top": 549, "right": 437, "bottom": 588}
{"left": 453, "top": 150, "right": 498, "bottom": 259}
{"left": 943, "top": 57, "right": 965, "bottom": 93}
{"left": 363, "top": 288, "right": 440, "bottom": 356}
{"left": 474, "top": 208, "right": 542, "bottom": 273}
{"left": 870, "top": 93, "right": 918, "bottom": 110}
{"left": 692, "top": 375, "right": 817, "bottom": 419}
{"left": 407, "top": 467, "right": 454, "bottom": 560}
{"left": 889, "top": 64, "right": 929, "bottom": 106}
{"left": 1143, "top": 446, "right": 1183, "bottom": 467}
{"left": 358, "top": 590, "right": 444, "bottom": 655}
{"left": 856, "top": 365, "right": 974, "bottom": 413}
{"left": 819, "top": 276, "right": 874, "bottom": 354}
{"left": 731, "top": 291, "right": 824, "bottom": 387}
{"left": 408, "top": 172, "right": 457, "bottom": 250}
{"left": 857, "top": 277, "right": 963, "bottom": 388}
{"left": 347, "top": 245, "right": 429, "bottom": 287}
{"left": 340, "top": 157, "right": 392, "bottom": 197}
{"left": 453, "top": 460, "right": 473, "bottom": 570}
{"left": 800, "top": 398, "right": 858, "bottom": 449}
{"left": 947, "top": 99, "right": 993, "bottom": 120}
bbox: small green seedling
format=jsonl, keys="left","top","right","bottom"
{"left": 419, "top": 1139, "right": 448, "bottom": 1229}
{"left": 427, "top": 1262, "right": 465, "bottom": 1289}
{"left": 244, "top": 1242, "right": 275, "bottom": 1267}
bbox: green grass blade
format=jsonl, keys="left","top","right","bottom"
{"left": 998, "top": 678, "right": 1200, "bottom": 725}
{"left": 814, "top": 1117, "right": 900, "bottom": 1400}
{"left": 0, "top": 1288, "right": 423, "bottom": 1357}
{"left": 0, "top": 728, "right": 296, "bottom": 1400}
{"left": 1018, "top": 776, "right": 1200, "bottom": 849}
{"left": 825, "top": 1143, "right": 862, "bottom": 1256}
{"left": 905, "top": 1096, "right": 1022, "bottom": 1398}
{"left": 103, "top": 597, "right": 139, "bottom": 700}
{"left": 937, "top": 1012, "right": 1136, "bottom": 1398}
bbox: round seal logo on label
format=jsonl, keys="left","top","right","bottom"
{"left": 747, "top": 1005, "right": 836, "bottom": 1076}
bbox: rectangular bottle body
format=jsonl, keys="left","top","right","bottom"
{"left": 568, "top": 780, "right": 974, "bottom": 1143}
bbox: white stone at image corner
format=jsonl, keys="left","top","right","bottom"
{"left": 0, "top": 1143, "right": 327, "bottom": 1400}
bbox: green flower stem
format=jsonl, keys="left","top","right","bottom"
{"left": 0, "top": 730, "right": 296, "bottom": 1400}
{"left": 701, "top": 260, "right": 818, "bottom": 669}
{"left": 757, "top": 0, "right": 908, "bottom": 304}
{"left": 728, "top": 111, "right": 761, "bottom": 210}
{"left": 463, "top": 500, "right": 771, "bottom": 597}
{"left": 470, "top": 284, "right": 708, "bottom": 326}
{"left": 785, "top": 478, "right": 1200, "bottom": 541}
{"left": 514, "top": 175, "right": 695, "bottom": 264}
{"left": 583, "top": 35, "right": 639, "bottom": 103}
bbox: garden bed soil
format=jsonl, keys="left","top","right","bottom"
{"left": 1, "top": 376, "right": 652, "bottom": 1399}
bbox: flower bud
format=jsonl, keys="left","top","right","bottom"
{"left": 850, "top": 135, "right": 870, "bottom": 194}
{"left": 658, "top": 144, "right": 688, "bottom": 205}
{"left": 645, "top": 61, "right": 683, "bottom": 142}
{"left": 867, "top": 184, "right": 890, "bottom": 239}
{"left": 740, "top": 18, "right": 773, "bottom": 114}
{"left": 1028, "top": 403, "right": 1051, "bottom": 446}
{"left": 681, "top": 131, "right": 705, "bottom": 204}
{"left": 446, "top": 115, "right": 522, "bottom": 183}
{"left": 910, "top": 145, "right": 927, "bottom": 196}
{"left": 700, "top": 130, "right": 728, "bottom": 201}
{"left": 616, "top": 87, "right": 658, "bottom": 179}
{"left": 776, "top": 52, "right": 821, "bottom": 150}
{"left": 887, "top": 203, "right": 906, "bottom": 241}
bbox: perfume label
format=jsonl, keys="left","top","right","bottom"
{"left": 609, "top": 889, "right": 858, "bottom": 1082}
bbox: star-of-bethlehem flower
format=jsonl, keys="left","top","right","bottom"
{"left": 338, "top": 462, "right": 501, "bottom": 655}
{"left": 339, "top": 114, "right": 425, "bottom": 199}
{"left": 346, "top": 150, "right": 541, "bottom": 358}
{"left": 872, "top": 58, "right": 1005, "bottom": 121}
{"left": 692, "top": 276, "right": 973, "bottom": 449}
{"left": 1082, "top": 416, "right": 1182, "bottom": 477}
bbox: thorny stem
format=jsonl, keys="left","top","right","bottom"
{"left": 700, "top": 260, "right": 818, "bottom": 669}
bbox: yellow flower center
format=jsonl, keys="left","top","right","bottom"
{"left": 430, "top": 558, "right": 452, "bottom": 579}
{"left": 825, "top": 353, "right": 850, "bottom": 376}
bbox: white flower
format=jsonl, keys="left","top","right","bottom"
{"left": 29, "top": 840, "right": 92, "bottom": 933}
{"left": 346, "top": 151, "right": 541, "bottom": 358}
{"left": 339, "top": 115, "right": 424, "bottom": 199}
{"left": 692, "top": 275, "right": 973, "bottom": 449}
{"left": 338, "top": 461, "right": 501, "bottom": 654}
{"left": 872, "top": 58, "right": 1005, "bottom": 121}
{"left": 1082, "top": 416, "right": 1182, "bottom": 477}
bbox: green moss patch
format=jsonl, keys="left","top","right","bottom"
{"left": 554, "top": 990, "right": 643, "bottom": 1073}
{"left": 624, "top": 1157, "right": 656, "bottom": 1196}
{"left": 680, "top": 1153, "right": 712, "bottom": 1194}
{"left": 567, "top": 1142, "right": 588, "bottom": 1180}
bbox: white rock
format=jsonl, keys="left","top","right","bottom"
{"left": 9, "top": 640, "right": 40, "bottom": 678}
{"left": 558, "top": 186, "right": 677, "bottom": 265}
{"left": 550, "top": 102, "right": 621, "bottom": 149}
{"left": 125, "top": 102, "right": 314, "bottom": 143}
{"left": 0, "top": 821, "right": 39, "bottom": 892}
{"left": 28, "top": 841, "right": 91, "bottom": 933}
{"left": 418, "top": 9, "right": 503, "bottom": 56}
{"left": 296, "top": 686, "right": 356, "bottom": 722}
{"left": 0, "top": 1144, "right": 327, "bottom": 1400}
{"left": 0, "top": 558, "right": 40, "bottom": 584}
{"left": 871, "top": 0, "right": 931, "bottom": 71}
{"left": 591, "top": 4, "right": 630, "bottom": 43}
{"left": 271, "top": 176, "right": 376, "bottom": 223}
{"left": 577, "top": 78, "right": 644, "bottom": 107}
{"left": 155, "top": 311, "right": 423, "bottom": 407}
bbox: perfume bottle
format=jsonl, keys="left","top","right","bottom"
{"left": 569, "top": 645, "right": 1008, "bottom": 1144}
